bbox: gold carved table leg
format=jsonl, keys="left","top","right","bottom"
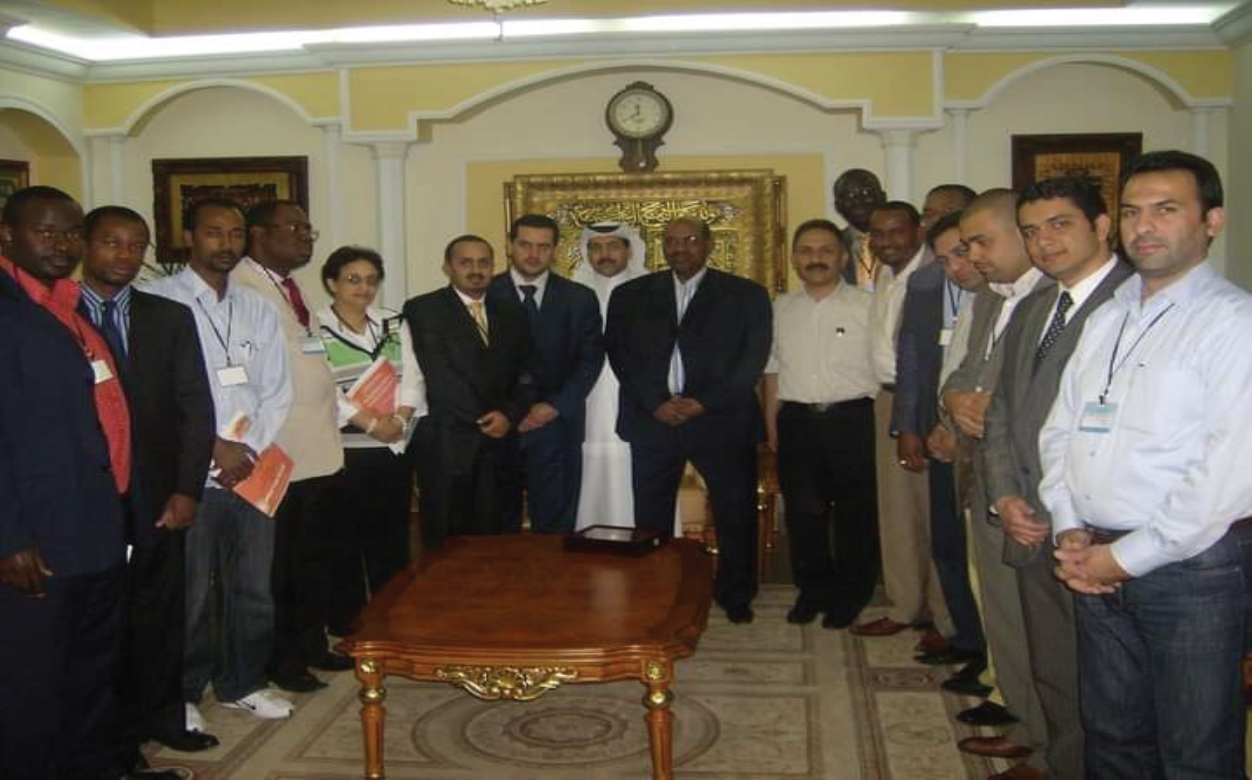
{"left": 355, "top": 657, "right": 387, "bottom": 779}
{"left": 642, "top": 659, "right": 675, "bottom": 780}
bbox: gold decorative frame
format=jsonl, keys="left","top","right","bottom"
{"left": 505, "top": 170, "right": 788, "bottom": 294}
{"left": 152, "top": 156, "right": 309, "bottom": 267}
{"left": 0, "top": 159, "right": 30, "bottom": 211}
{"left": 1011, "top": 133, "right": 1142, "bottom": 221}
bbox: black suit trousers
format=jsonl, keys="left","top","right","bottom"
{"left": 776, "top": 400, "right": 879, "bottom": 622}
{"left": 270, "top": 474, "right": 341, "bottom": 674}
{"left": 631, "top": 427, "right": 758, "bottom": 609}
{"left": 416, "top": 426, "right": 520, "bottom": 549}
{"left": 118, "top": 521, "right": 188, "bottom": 761}
{"left": 506, "top": 417, "right": 583, "bottom": 534}
{"left": 0, "top": 564, "right": 125, "bottom": 780}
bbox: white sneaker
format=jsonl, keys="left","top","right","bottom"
{"left": 185, "top": 702, "right": 209, "bottom": 733}
{"left": 222, "top": 689, "right": 294, "bottom": 719}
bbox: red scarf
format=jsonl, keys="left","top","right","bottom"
{"left": 1, "top": 256, "right": 131, "bottom": 493}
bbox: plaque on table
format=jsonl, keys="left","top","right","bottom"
{"left": 564, "top": 525, "right": 666, "bottom": 555}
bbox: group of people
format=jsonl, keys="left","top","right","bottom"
{"left": 0, "top": 146, "right": 1247, "bottom": 780}
{"left": 782, "top": 150, "right": 1249, "bottom": 780}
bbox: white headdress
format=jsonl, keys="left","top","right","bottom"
{"left": 572, "top": 222, "right": 648, "bottom": 305}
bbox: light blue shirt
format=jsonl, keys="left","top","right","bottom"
{"left": 142, "top": 267, "right": 292, "bottom": 477}
{"left": 1039, "top": 261, "right": 1252, "bottom": 577}
{"left": 668, "top": 266, "right": 707, "bottom": 395}
{"left": 79, "top": 283, "right": 132, "bottom": 354}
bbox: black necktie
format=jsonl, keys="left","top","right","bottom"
{"left": 519, "top": 284, "right": 540, "bottom": 330}
{"left": 1034, "top": 291, "right": 1073, "bottom": 369}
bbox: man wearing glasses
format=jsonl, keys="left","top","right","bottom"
{"left": 234, "top": 201, "right": 352, "bottom": 694}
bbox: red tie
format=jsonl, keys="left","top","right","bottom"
{"left": 281, "top": 276, "right": 311, "bottom": 329}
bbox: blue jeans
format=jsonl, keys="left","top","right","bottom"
{"left": 183, "top": 488, "right": 276, "bottom": 703}
{"left": 1075, "top": 525, "right": 1249, "bottom": 779}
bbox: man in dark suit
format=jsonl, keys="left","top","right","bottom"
{"left": 981, "top": 178, "right": 1131, "bottom": 780}
{"left": 78, "top": 206, "right": 220, "bottom": 772}
{"left": 893, "top": 210, "right": 987, "bottom": 672}
{"left": 0, "top": 187, "right": 134, "bottom": 778}
{"left": 833, "top": 168, "right": 887, "bottom": 290}
{"left": 405, "top": 234, "right": 535, "bottom": 547}
{"left": 605, "top": 216, "right": 772, "bottom": 624}
{"left": 488, "top": 214, "right": 603, "bottom": 534}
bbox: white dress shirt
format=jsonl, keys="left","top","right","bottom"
{"left": 1035, "top": 255, "right": 1119, "bottom": 346}
{"left": 985, "top": 266, "right": 1045, "bottom": 359}
{"left": 142, "top": 267, "right": 292, "bottom": 479}
{"left": 1038, "top": 261, "right": 1252, "bottom": 577}
{"left": 939, "top": 292, "right": 978, "bottom": 388}
{"left": 765, "top": 282, "right": 877, "bottom": 403}
{"left": 869, "top": 245, "right": 930, "bottom": 384}
{"left": 668, "top": 267, "right": 708, "bottom": 395}
{"left": 509, "top": 268, "right": 549, "bottom": 307}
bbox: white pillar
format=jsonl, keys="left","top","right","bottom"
{"left": 320, "top": 124, "right": 344, "bottom": 251}
{"left": 1190, "top": 107, "right": 1213, "bottom": 159}
{"left": 878, "top": 129, "right": 919, "bottom": 204}
{"left": 372, "top": 141, "right": 409, "bottom": 310}
{"left": 107, "top": 135, "right": 125, "bottom": 205}
{"left": 947, "top": 109, "right": 970, "bottom": 184}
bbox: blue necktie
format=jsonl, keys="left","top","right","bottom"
{"left": 98, "top": 298, "right": 127, "bottom": 364}
{"left": 519, "top": 284, "right": 540, "bottom": 331}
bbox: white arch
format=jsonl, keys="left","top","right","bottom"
{"left": 97, "top": 77, "right": 331, "bottom": 137}
{"left": 344, "top": 57, "right": 943, "bottom": 141}
{"left": 0, "top": 95, "right": 86, "bottom": 157}
{"left": 945, "top": 53, "right": 1230, "bottom": 111}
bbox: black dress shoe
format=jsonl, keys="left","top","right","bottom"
{"left": 956, "top": 700, "right": 1019, "bottom": 727}
{"left": 308, "top": 652, "right": 355, "bottom": 672}
{"left": 914, "top": 648, "right": 986, "bottom": 667}
{"left": 821, "top": 612, "right": 855, "bottom": 630}
{"left": 271, "top": 668, "right": 327, "bottom": 692}
{"left": 150, "top": 727, "right": 220, "bottom": 752}
{"left": 941, "top": 673, "right": 993, "bottom": 697}
{"left": 724, "top": 604, "right": 755, "bottom": 624}
{"left": 786, "top": 603, "right": 820, "bottom": 625}
{"left": 121, "top": 769, "right": 183, "bottom": 779}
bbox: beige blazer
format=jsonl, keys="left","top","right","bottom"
{"left": 233, "top": 258, "right": 343, "bottom": 481}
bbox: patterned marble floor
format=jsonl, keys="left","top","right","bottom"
{"left": 149, "top": 585, "right": 1010, "bottom": 779}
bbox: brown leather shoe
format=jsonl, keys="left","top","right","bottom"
{"left": 850, "top": 617, "right": 909, "bottom": 636}
{"left": 989, "top": 764, "right": 1045, "bottom": 779}
{"left": 957, "top": 735, "right": 1032, "bottom": 759}
{"left": 914, "top": 627, "right": 950, "bottom": 654}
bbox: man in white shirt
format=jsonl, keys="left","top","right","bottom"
{"left": 854, "top": 202, "right": 951, "bottom": 642}
{"left": 941, "top": 189, "right": 1048, "bottom": 766}
{"left": 981, "top": 178, "right": 1132, "bottom": 780}
{"left": 762, "top": 219, "right": 878, "bottom": 628}
{"left": 571, "top": 222, "right": 648, "bottom": 530}
{"left": 1041, "top": 151, "right": 1252, "bottom": 777}
{"left": 143, "top": 198, "right": 294, "bottom": 727}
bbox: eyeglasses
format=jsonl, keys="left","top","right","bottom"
{"left": 264, "top": 222, "right": 319, "bottom": 241}
{"left": 663, "top": 234, "right": 705, "bottom": 247}
{"left": 340, "top": 273, "right": 381, "bottom": 287}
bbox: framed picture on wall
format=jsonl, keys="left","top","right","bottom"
{"left": 1011, "top": 133, "right": 1142, "bottom": 220}
{"left": 152, "top": 156, "right": 308, "bottom": 266}
{"left": 0, "top": 159, "right": 30, "bottom": 211}
{"left": 505, "top": 170, "right": 789, "bottom": 295}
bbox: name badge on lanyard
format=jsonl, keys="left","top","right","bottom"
{"left": 300, "top": 334, "right": 326, "bottom": 354}
{"left": 938, "top": 327, "right": 954, "bottom": 347}
{"left": 217, "top": 365, "right": 249, "bottom": 387}
{"left": 91, "top": 359, "right": 114, "bottom": 384}
{"left": 1079, "top": 401, "right": 1117, "bottom": 433}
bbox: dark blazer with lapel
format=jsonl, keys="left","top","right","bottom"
{"left": 981, "top": 260, "right": 1133, "bottom": 565}
{"left": 120, "top": 289, "right": 215, "bottom": 546}
{"left": 891, "top": 261, "right": 946, "bottom": 437}
{"left": 0, "top": 270, "right": 125, "bottom": 577}
{"left": 403, "top": 285, "right": 536, "bottom": 473}
{"left": 604, "top": 268, "right": 772, "bottom": 448}
{"left": 487, "top": 272, "right": 603, "bottom": 435}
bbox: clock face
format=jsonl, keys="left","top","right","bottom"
{"left": 608, "top": 89, "right": 671, "bottom": 140}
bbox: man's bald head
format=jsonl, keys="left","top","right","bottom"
{"left": 959, "top": 188, "right": 1031, "bottom": 283}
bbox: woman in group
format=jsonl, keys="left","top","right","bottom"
{"left": 317, "top": 246, "right": 426, "bottom": 633}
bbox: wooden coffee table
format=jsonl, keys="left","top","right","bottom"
{"left": 337, "top": 534, "right": 713, "bottom": 779}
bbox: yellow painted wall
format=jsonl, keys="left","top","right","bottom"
{"left": 0, "top": 109, "right": 82, "bottom": 199}
{"left": 1228, "top": 43, "right": 1252, "bottom": 290}
{"left": 946, "top": 50, "right": 1234, "bottom": 104}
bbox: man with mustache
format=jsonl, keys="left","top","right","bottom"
{"left": 234, "top": 200, "right": 350, "bottom": 694}
{"left": 404, "top": 235, "right": 535, "bottom": 546}
{"left": 143, "top": 198, "right": 294, "bottom": 729}
{"left": 1041, "top": 151, "right": 1252, "bottom": 777}
{"left": 762, "top": 219, "right": 879, "bottom": 627}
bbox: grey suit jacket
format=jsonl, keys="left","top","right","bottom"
{"left": 980, "top": 260, "right": 1133, "bottom": 565}
{"left": 941, "top": 273, "right": 1051, "bottom": 515}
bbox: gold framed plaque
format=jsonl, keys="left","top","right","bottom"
{"left": 505, "top": 170, "right": 788, "bottom": 294}
{"left": 1011, "top": 133, "right": 1142, "bottom": 220}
